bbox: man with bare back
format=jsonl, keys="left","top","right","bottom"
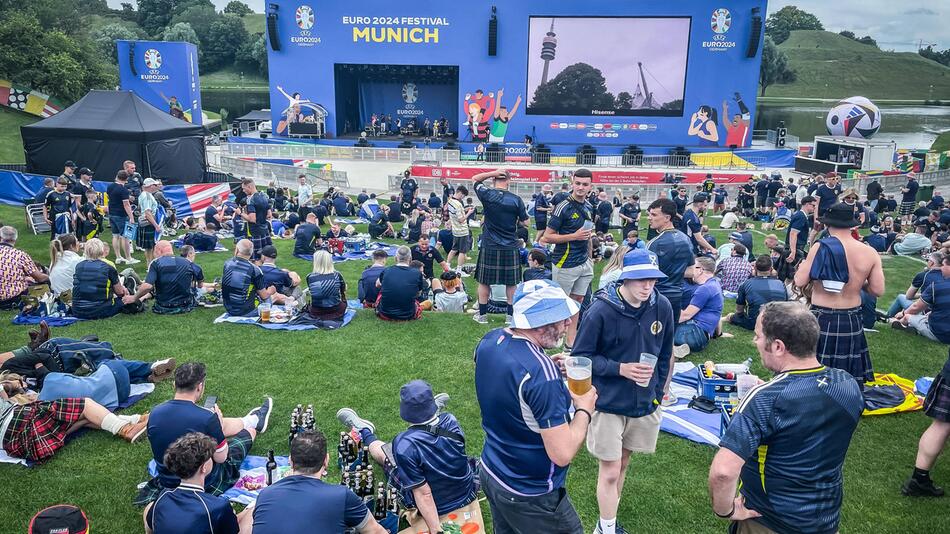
{"left": 794, "top": 202, "right": 885, "bottom": 385}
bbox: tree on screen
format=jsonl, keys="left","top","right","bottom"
{"left": 660, "top": 99, "right": 683, "bottom": 112}
{"left": 531, "top": 63, "right": 616, "bottom": 112}
{"left": 615, "top": 92, "right": 633, "bottom": 110}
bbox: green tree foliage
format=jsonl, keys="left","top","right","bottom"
{"left": 0, "top": 11, "right": 115, "bottom": 103}
{"left": 615, "top": 91, "right": 633, "bottom": 110}
{"left": 162, "top": 22, "right": 200, "bottom": 46}
{"left": 0, "top": 0, "right": 82, "bottom": 35}
{"left": 758, "top": 36, "right": 796, "bottom": 96}
{"left": 169, "top": 5, "right": 218, "bottom": 42}
{"left": 856, "top": 36, "right": 877, "bottom": 47}
{"left": 765, "top": 6, "right": 823, "bottom": 44}
{"left": 919, "top": 45, "right": 950, "bottom": 67}
{"left": 224, "top": 1, "right": 254, "bottom": 16}
{"left": 660, "top": 99, "right": 683, "bottom": 112}
{"left": 237, "top": 33, "right": 268, "bottom": 77}
{"left": 78, "top": 0, "right": 110, "bottom": 14}
{"left": 202, "top": 14, "right": 249, "bottom": 71}
{"left": 839, "top": 30, "right": 856, "bottom": 40}
{"left": 92, "top": 23, "right": 141, "bottom": 64}
{"left": 137, "top": 0, "right": 174, "bottom": 36}
{"left": 530, "top": 63, "right": 615, "bottom": 112}
{"left": 118, "top": 3, "right": 138, "bottom": 22}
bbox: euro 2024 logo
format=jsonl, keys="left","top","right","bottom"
{"left": 402, "top": 83, "right": 418, "bottom": 104}
{"left": 144, "top": 48, "right": 162, "bottom": 70}
{"left": 296, "top": 5, "right": 314, "bottom": 30}
{"left": 711, "top": 8, "right": 731, "bottom": 34}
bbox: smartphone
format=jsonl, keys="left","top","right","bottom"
{"left": 204, "top": 395, "right": 218, "bottom": 410}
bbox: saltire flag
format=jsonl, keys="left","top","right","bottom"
{"left": 161, "top": 183, "right": 231, "bottom": 219}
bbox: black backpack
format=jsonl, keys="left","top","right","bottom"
{"left": 119, "top": 268, "right": 145, "bottom": 314}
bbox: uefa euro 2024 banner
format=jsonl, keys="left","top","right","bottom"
{"left": 117, "top": 40, "right": 203, "bottom": 125}
{"left": 266, "top": 0, "right": 766, "bottom": 147}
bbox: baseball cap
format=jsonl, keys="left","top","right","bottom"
{"left": 692, "top": 193, "right": 708, "bottom": 203}
{"left": 29, "top": 505, "right": 88, "bottom": 534}
{"left": 78, "top": 167, "right": 93, "bottom": 177}
{"left": 616, "top": 249, "right": 667, "bottom": 282}
{"left": 64, "top": 160, "right": 77, "bottom": 168}
{"left": 260, "top": 245, "right": 278, "bottom": 259}
{"left": 142, "top": 178, "right": 159, "bottom": 187}
{"left": 399, "top": 380, "right": 437, "bottom": 424}
{"left": 510, "top": 279, "right": 580, "bottom": 329}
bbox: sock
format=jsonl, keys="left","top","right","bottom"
{"left": 242, "top": 414, "right": 259, "bottom": 431}
{"left": 150, "top": 358, "right": 171, "bottom": 370}
{"left": 599, "top": 518, "right": 616, "bottom": 534}
{"left": 506, "top": 304, "right": 513, "bottom": 316}
{"left": 478, "top": 303, "right": 487, "bottom": 316}
{"left": 359, "top": 428, "right": 379, "bottom": 446}
{"left": 116, "top": 414, "right": 140, "bottom": 424}
{"left": 100, "top": 413, "right": 128, "bottom": 435}
{"left": 913, "top": 467, "right": 932, "bottom": 483}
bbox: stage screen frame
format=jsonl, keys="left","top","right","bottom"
{"left": 525, "top": 16, "right": 692, "bottom": 118}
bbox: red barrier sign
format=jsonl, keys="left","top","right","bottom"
{"left": 410, "top": 166, "right": 752, "bottom": 184}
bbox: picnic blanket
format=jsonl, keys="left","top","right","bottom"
{"left": 145, "top": 454, "right": 292, "bottom": 505}
{"left": 214, "top": 308, "right": 357, "bottom": 330}
{"left": 917, "top": 377, "right": 934, "bottom": 397}
{"left": 171, "top": 238, "right": 229, "bottom": 253}
{"left": 294, "top": 242, "right": 400, "bottom": 263}
{"left": 12, "top": 314, "right": 83, "bottom": 327}
{"left": 335, "top": 217, "right": 369, "bottom": 225}
{"left": 0, "top": 383, "right": 155, "bottom": 467}
{"left": 659, "top": 363, "right": 724, "bottom": 447}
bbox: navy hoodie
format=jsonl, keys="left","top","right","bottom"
{"left": 572, "top": 282, "right": 674, "bottom": 417}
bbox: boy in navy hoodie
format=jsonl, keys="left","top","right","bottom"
{"left": 572, "top": 249, "right": 673, "bottom": 534}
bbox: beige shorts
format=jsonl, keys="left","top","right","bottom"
{"left": 552, "top": 260, "right": 594, "bottom": 297}
{"left": 586, "top": 409, "right": 662, "bottom": 461}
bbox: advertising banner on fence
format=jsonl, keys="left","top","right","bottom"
{"left": 410, "top": 166, "right": 752, "bottom": 184}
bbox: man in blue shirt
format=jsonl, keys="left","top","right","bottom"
{"left": 293, "top": 212, "right": 322, "bottom": 257}
{"left": 144, "top": 432, "right": 244, "bottom": 534}
{"left": 895, "top": 254, "right": 950, "bottom": 344}
{"left": 258, "top": 245, "right": 301, "bottom": 300}
{"left": 221, "top": 240, "right": 275, "bottom": 316}
{"left": 472, "top": 169, "right": 529, "bottom": 325}
{"left": 475, "top": 279, "right": 594, "bottom": 534}
{"left": 336, "top": 380, "right": 475, "bottom": 534}
{"left": 43, "top": 178, "right": 73, "bottom": 240}
{"left": 815, "top": 173, "right": 842, "bottom": 219}
{"left": 673, "top": 187, "right": 689, "bottom": 215}
{"left": 332, "top": 193, "right": 353, "bottom": 217}
{"left": 249, "top": 430, "right": 386, "bottom": 534}
{"left": 927, "top": 189, "right": 945, "bottom": 211}
{"left": 358, "top": 250, "right": 388, "bottom": 307}
{"left": 754, "top": 176, "right": 769, "bottom": 208}
{"left": 618, "top": 196, "right": 640, "bottom": 237}
{"left": 785, "top": 195, "right": 815, "bottom": 265}
{"left": 139, "top": 362, "right": 272, "bottom": 504}
{"left": 712, "top": 186, "right": 728, "bottom": 214}
{"left": 900, "top": 173, "right": 920, "bottom": 226}
{"left": 239, "top": 178, "right": 272, "bottom": 259}
{"left": 533, "top": 185, "right": 553, "bottom": 234}
{"left": 682, "top": 194, "right": 716, "bottom": 256}
{"left": 368, "top": 205, "right": 394, "bottom": 240}
{"left": 725, "top": 255, "right": 789, "bottom": 331}
{"left": 646, "top": 198, "right": 694, "bottom": 325}
{"left": 542, "top": 169, "right": 594, "bottom": 349}
{"left": 129, "top": 240, "right": 199, "bottom": 314}
{"left": 573, "top": 249, "right": 673, "bottom": 534}
{"left": 674, "top": 256, "right": 723, "bottom": 355}
{"left": 376, "top": 246, "right": 428, "bottom": 321}
{"left": 709, "top": 302, "right": 863, "bottom": 534}
{"left": 903, "top": 258, "right": 950, "bottom": 497}
{"left": 400, "top": 170, "right": 419, "bottom": 212}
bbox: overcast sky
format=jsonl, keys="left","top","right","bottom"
{"left": 106, "top": 1, "right": 947, "bottom": 52}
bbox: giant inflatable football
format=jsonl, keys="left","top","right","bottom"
{"left": 825, "top": 96, "right": 882, "bottom": 139}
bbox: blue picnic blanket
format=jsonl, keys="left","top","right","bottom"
{"left": 659, "top": 364, "right": 723, "bottom": 447}
{"left": 335, "top": 217, "right": 369, "bottom": 225}
{"left": 916, "top": 377, "right": 934, "bottom": 397}
{"left": 214, "top": 308, "right": 357, "bottom": 330}
{"left": 146, "top": 454, "right": 291, "bottom": 505}
{"left": 294, "top": 242, "right": 399, "bottom": 263}
{"left": 12, "top": 315, "right": 83, "bottom": 327}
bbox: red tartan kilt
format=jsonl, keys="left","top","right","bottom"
{"left": 2, "top": 398, "right": 85, "bottom": 462}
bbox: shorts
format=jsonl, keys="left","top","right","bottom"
{"left": 900, "top": 201, "right": 915, "bottom": 216}
{"left": 729, "top": 312, "right": 756, "bottom": 331}
{"left": 475, "top": 247, "right": 522, "bottom": 287}
{"left": 730, "top": 519, "right": 781, "bottom": 534}
{"left": 552, "top": 260, "right": 594, "bottom": 297}
{"left": 452, "top": 234, "right": 473, "bottom": 254}
{"left": 375, "top": 294, "right": 423, "bottom": 321}
{"left": 924, "top": 373, "right": 950, "bottom": 422}
{"left": 136, "top": 224, "right": 156, "bottom": 250}
{"left": 109, "top": 215, "right": 128, "bottom": 235}
{"left": 535, "top": 219, "right": 547, "bottom": 232}
{"left": 586, "top": 409, "right": 662, "bottom": 460}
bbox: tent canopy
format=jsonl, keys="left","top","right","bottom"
{"left": 21, "top": 90, "right": 208, "bottom": 183}
{"left": 235, "top": 109, "right": 272, "bottom": 122}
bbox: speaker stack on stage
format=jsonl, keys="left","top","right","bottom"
{"left": 267, "top": 4, "right": 281, "bottom": 51}
{"left": 486, "top": 143, "right": 504, "bottom": 163}
{"left": 576, "top": 145, "right": 597, "bottom": 166}
{"left": 746, "top": 7, "right": 762, "bottom": 58}
{"left": 622, "top": 145, "right": 643, "bottom": 166}
{"left": 775, "top": 121, "right": 787, "bottom": 148}
{"left": 488, "top": 6, "right": 498, "bottom": 56}
{"left": 669, "top": 146, "right": 691, "bottom": 167}
{"left": 532, "top": 144, "right": 551, "bottom": 164}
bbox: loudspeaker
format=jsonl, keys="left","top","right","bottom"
{"left": 267, "top": 9, "right": 281, "bottom": 52}
{"left": 260, "top": 132, "right": 268, "bottom": 139}
{"left": 622, "top": 145, "right": 643, "bottom": 166}
{"left": 576, "top": 145, "right": 596, "bottom": 166}
{"left": 775, "top": 120, "right": 787, "bottom": 148}
{"left": 398, "top": 141, "right": 414, "bottom": 149}
{"left": 128, "top": 42, "right": 137, "bottom": 76}
{"left": 532, "top": 145, "right": 551, "bottom": 164}
{"left": 231, "top": 126, "right": 240, "bottom": 137}
{"left": 486, "top": 142, "right": 504, "bottom": 163}
{"left": 443, "top": 141, "right": 459, "bottom": 151}
{"left": 746, "top": 11, "right": 762, "bottom": 58}
{"left": 488, "top": 7, "right": 498, "bottom": 56}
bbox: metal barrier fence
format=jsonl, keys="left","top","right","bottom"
{"left": 842, "top": 168, "right": 950, "bottom": 197}
{"left": 464, "top": 152, "right": 769, "bottom": 170}
{"left": 211, "top": 154, "right": 350, "bottom": 191}
{"left": 224, "top": 142, "right": 461, "bottom": 164}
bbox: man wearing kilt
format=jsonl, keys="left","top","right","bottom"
{"left": 794, "top": 203, "right": 885, "bottom": 386}
{"left": 136, "top": 178, "right": 162, "bottom": 265}
{"left": 239, "top": 177, "right": 273, "bottom": 260}
{"left": 471, "top": 169, "right": 528, "bottom": 325}
{"left": 902, "top": 255, "right": 950, "bottom": 497}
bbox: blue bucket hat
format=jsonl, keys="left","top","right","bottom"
{"left": 511, "top": 279, "right": 580, "bottom": 329}
{"left": 400, "top": 380, "right": 437, "bottom": 424}
{"left": 617, "top": 249, "right": 667, "bottom": 282}
{"left": 729, "top": 232, "right": 743, "bottom": 241}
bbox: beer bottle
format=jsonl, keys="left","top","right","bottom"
{"left": 305, "top": 404, "right": 315, "bottom": 431}
{"left": 373, "top": 482, "right": 386, "bottom": 519}
{"left": 265, "top": 449, "right": 278, "bottom": 486}
{"left": 361, "top": 445, "right": 369, "bottom": 466}
{"left": 343, "top": 471, "right": 350, "bottom": 489}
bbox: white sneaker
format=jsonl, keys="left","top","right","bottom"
{"left": 125, "top": 257, "right": 141, "bottom": 265}
{"left": 459, "top": 271, "right": 470, "bottom": 278}
{"left": 673, "top": 343, "right": 691, "bottom": 360}
{"left": 473, "top": 313, "right": 488, "bottom": 324}
{"left": 662, "top": 392, "right": 678, "bottom": 407}
{"left": 115, "top": 257, "right": 127, "bottom": 265}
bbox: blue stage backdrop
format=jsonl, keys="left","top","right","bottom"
{"left": 117, "top": 40, "right": 203, "bottom": 125}
{"left": 266, "top": 0, "right": 766, "bottom": 147}
{"left": 357, "top": 82, "right": 456, "bottom": 129}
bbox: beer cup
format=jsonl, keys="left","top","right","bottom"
{"left": 636, "top": 353, "right": 658, "bottom": 387}
{"left": 565, "top": 356, "right": 592, "bottom": 395}
{"left": 258, "top": 303, "right": 271, "bottom": 323}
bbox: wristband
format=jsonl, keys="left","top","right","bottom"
{"left": 714, "top": 503, "right": 735, "bottom": 519}
{"left": 574, "top": 408, "right": 592, "bottom": 422}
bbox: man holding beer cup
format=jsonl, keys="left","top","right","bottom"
{"left": 571, "top": 249, "right": 674, "bottom": 534}
{"left": 474, "top": 279, "right": 596, "bottom": 534}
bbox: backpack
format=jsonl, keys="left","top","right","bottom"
{"left": 119, "top": 268, "right": 145, "bottom": 314}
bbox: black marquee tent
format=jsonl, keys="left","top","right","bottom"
{"left": 21, "top": 90, "right": 208, "bottom": 183}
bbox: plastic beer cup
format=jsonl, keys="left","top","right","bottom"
{"left": 637, "top": 353, "right": 658, "bottom": 387}
{"left": 565, "top": 356, "right": 592, "bottom": 395}
{"left": 258, "top": 303, "right": 271, "bottom": 323}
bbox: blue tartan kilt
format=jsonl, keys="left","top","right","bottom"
{"left": 811, "top": 305, "right": 873, "bottom": 384}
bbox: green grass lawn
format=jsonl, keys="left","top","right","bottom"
{"left": 767, "top": 30, "right": 950, "bottom": 101}
{"left": 0, "top": 204, "right": 947, "bottom": 533}
{"left": 933, "top": 131, "right": 950, "bottom": 153}
{"left": 201, "top": 66, "right": 269, "bottom": 90}
{"left": 0, "top": 107, "right": 35, "bottom": 164}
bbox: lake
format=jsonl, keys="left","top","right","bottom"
{"left": 201, "top": 89, "right": 950, "bottom": 150}
{"left": 755, "top": 102, "right": 950, "bottom": 150}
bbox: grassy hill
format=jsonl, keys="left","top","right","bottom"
{"left": 242, "top": 13, "right": 265, "bottom": 35}
{"left": 765, "top": 30, "right": 950, "bottom": 101}
{"left": 0, "top": 107, "right": 36, "bottom": 164}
